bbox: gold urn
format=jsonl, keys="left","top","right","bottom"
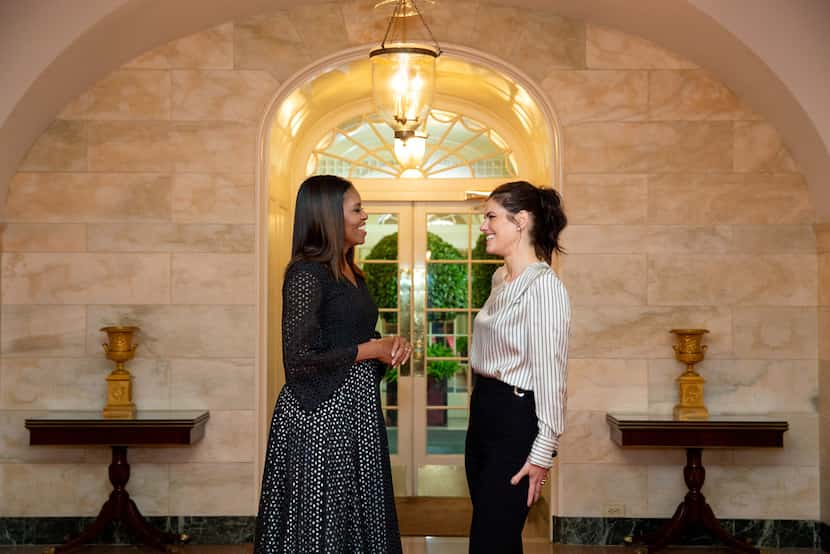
{"left": 101, "top": 326, "right": 139, "bottom": 419}
{"left": 670, "top": 328, "right": 709, "bottom": 420}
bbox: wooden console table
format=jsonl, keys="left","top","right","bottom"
{"left": 25, "top": 410, "right": 209, "bottom": 553}
{"left": 606, "top": 413, "right": 788, "bottom": 554}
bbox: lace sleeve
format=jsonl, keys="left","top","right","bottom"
{"left": 282, "top": 264, "right": 359, "bottom": 384}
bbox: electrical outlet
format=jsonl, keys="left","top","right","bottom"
{"left": 603, "top": 503, "right": 625, "bottom": 517}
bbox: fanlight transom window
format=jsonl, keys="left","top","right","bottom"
{"left": 307, "top": 110, "right": 517, "bottom": 179}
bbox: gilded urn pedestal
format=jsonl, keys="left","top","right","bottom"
{"left": 670, "top": 328, "right": 709, "bottom": 420}
{"left": 101, "top": 326, "right": 139, "bottom": 419}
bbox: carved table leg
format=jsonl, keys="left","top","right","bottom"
{"left": 51, "top": 446, "right": 185, "bottom": 554}
{"left": 626, "top": 448, "right": 759, "bottom": 554}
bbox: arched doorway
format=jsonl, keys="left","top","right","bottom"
{"left": 257, "top": 45, "right": 563, "bottom": 536}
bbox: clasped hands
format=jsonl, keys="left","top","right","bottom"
{"left": 371, "top": 336, "right": 412, "bottom": 367}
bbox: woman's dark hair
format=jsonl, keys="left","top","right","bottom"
{"left": 488, "top": 180, "right": 567, "bottom": 264}
{"left": 289, "top": 174, "right": 362, "bottom": 281}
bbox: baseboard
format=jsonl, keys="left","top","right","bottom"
{"left": 553, "top": 516, "right": 821, "bottom": 549}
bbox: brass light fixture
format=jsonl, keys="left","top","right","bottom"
{"left": 370, "top": 0, "right": 441, "bottom": 144}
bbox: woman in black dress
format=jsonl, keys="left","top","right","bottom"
{"left": 254, "top": 175, "right": 411, "bottom": 553}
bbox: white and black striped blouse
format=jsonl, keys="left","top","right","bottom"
{"left": 470, "top": 261, "right": 570, "bottom": 468}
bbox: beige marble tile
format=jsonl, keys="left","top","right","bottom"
{"left": 644, "top": 225, "right": 733, "bottom": 253}
{"left": 563, "top": 174, "right": 647, "bottom": 224}
{"left": 651, "top": 121, "right": 733, "bottom": 172}
{"left": 86, "top": 305, "right": 256, "bottom": 358}
{"left": 340, "top": 0, "right": 389, "bottom": 45}
{"left": 734, "top": 121, "right": 799, "bottom": 173}
{"left": 820, "top": 361, "right": 830, "bottom": 415}
{"left": 125, "top": 23, "right": 233, "bottom": 69}
{"left": 0, "top": 411, "right": 109, "bottom": 464}
{"left": 586, "top": 24, "right": 698, "bottom": 69}
{"left": 131, "top": 411, "right": 255, "bottom": 464}
{"left": 0, "top": 463, "right": 110, "bottom": 516}
{"left": 648, "top": 358, "right": 819, "bottom": 415}
{"left": 559, "top": 463, "right": 648, "bottom": 517}
{"left": 648, "top": 254, "right": 817, "bottom": 306}
{"left": 172, "top": 174, "right": 255, "bottom": 224}
{"left": 171, "top": 70, "right": 278, "bottom": 122}
{"left": 646, "top": 224, "right": 814, "bottom": 254}
{"left": 542, "top": 70, "right": 648, "bottom": 124}
{"left": 570, "top": 306, "right": 732, "bottom": 359}
{"left": 289, "top": 3, "right": 351, "bottom": 58}
{"left": 19, "top": 120, "right": 87, "bottom": 171}
{"left": 567, "top": 358, "right": 648, "bottom": 412}
{"left": 169, "top": 122, "right": 256, "bottom": 173}
{"left": 126, "top": 464, "right": 171, "bottom": 516}
{"left": 559, "top": 225, "right": 647, "bottom": 254}
{"left": 61, "top": 70, "right": 171, "bottom": 121}
{"left": 822, "top": 413, "right": 830, "bottom": 522}
{"left": 564, "top": 123, "right": 653, "bottom": 173}
{"left": 234, "top": 12, "right": 311, "bottom": 81}
{"left": 733, "top": 307, "right": 817, "bottom": 359}
{"left": 707, "top": 465, "right": 818, "bottom": 519}
{"left": 648, "top": 173, "right": 813, "bottom": 225}
{"left": 509, "top": 12, "right": 585, "bottom": 80}
{"left": 649, "top": 70, "right": 758, "bottom": 121}
{"left": 421, "top": 0, "right": 479, "bottom": 47}
{"left": 730, "top": 225, "right": 816, "bottom": 253}
{"left": 731, "top": 414, "right": 818, "bottom": 466}
{"left": 171, "top": 253, "right": 255, "bottom": 305}
{"left": 1, "top": 305, "right": 85, "bottom": 356}
{"left": 1, "top": 223, "right": 86, "bottom": 252}
{"left": 170, "top": 358, "right": 255, "bottom": 410}
{"left": 87, "top": 223, "right": 254, "bottom": 253}
{"left": 88, "top": 122, "right": 173, "bottom": 172}
{"left": 169, "top": 462, "right": 255, "bottom": 515}
{"left": 6, "top": 173, "right": 172, "bottom": 223}
{"left": 646, "top": 464, "right": 693, "bottom": 517}
{"left": 468, "top": 5, "right": 523, "bottom": 58}
{"left": 1, "top": 253, "right": 170, "bottom": 305}
{"left": 820, "top": 308, "right": 830, "bottom": 361}
{"left": 0, "top": 356, "right": 169, "bottom": 410}
{"left": 821, "top": 255, "right": 830, "bottom": 307}
{"left": 561, "top": 254, "right": 647, "bottom": 306}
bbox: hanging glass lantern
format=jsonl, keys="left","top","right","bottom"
{"left": 370, "top": 0, "right": 441, "bottom": 140}
{"left": 393, "top": 133, "right": 427, "bottom": 168}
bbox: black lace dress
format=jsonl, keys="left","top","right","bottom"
{"left": 254, "top": 260, "right": 402, "bottom": 554}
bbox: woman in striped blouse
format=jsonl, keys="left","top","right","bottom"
{"left": 465, "top": 181, "right": 570, "bottom": 554}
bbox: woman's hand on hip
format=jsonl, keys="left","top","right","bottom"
{"left": 510, "top": 461, "right": 549, "bottom": 507}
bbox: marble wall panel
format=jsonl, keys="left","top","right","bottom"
{"left": 648, "top": 173, "right": 813, "bottom": 225}
{"left": 585, "top": 24, "right": 698, "bottom": 69}
{"left": 169, "top": 463, "right": 255, "bottom": 515}
{"left": 88, "top": 122, "right": 173, "bottom": 172}
{"left": 1, "top": 305, "right": 85, "bottom": 356}
{"left": 169, "top": 122, "right": 256, "bottom": 173}
{"left": 171, "top": 253, "right": 256, "bottom": 304}
{"left": 731, "top": 414, "right": 818, "bottom": 466}
{"left": 559, "top": 463, "right": 648, "bottom": 517}
{"left": 542, "top": 70, "right": 648, "bottom": 124}
{"left": 647, "top": 254, "right": 817, "bottom": 306}
{"left": 0, "top": 411, "right": 109, "bottom": 464}
{"left": 85, "top": 305, "right": 256, "bottom": 358}
{"left": 570, "top": 306, "right": 732, "bottom": 359}
{"left": 340, "top": 0, "right": 389, "bottom": 45}
{"left": 650, "top": 121, "right": 733, "bottom": 172}
{"left": 420, "top": 0, "right": 479, "bottom": 46}
{"left": 564, "top": 123, "right": 654, "bottom": 173}
{"left": 125, "top": 464, "right": 171, "bottom": 516}
{"left": 288, "top": 3, "right": 351, "bottom": 58}
{"left": 1, "top": 224, "right": 86, "bottom": 253}
{"left": 563, "top": 174, "right": 648, "bottom": 224}
{"left": 644, "top": 225, "right": 733, "bottom": 253}
{"left": 820, "top": 256, "right": 830, "bottom": 307}
{"left": 567, "top": 358, "right": 648, "bottom": 412}
{"left": 87, "top": 223, "right": 254, "bottom": 253}
{"left": 19, "top": 120, "right": 87, "bottom": 172}
{"left": 734, "top": 121, "right": 798, "bottom": 173}
{"left": 706, "top": 466, "right": 818, "bottom": 519}
{"left": 0, "top": 357, "right": 169, "bottom": 410}
{"left": 815, "top": 223, "right": 830, "bottom": 253}
{"left": 561, "top": 254, "right": 647, "bottom": 306}
{"left": 170, "top": 358, "right": 255, "bottom": 410}
{"left": 131, "top": 411, "right": 255, "bottom": 464}
{"left": 6, "top": 173, "right": 172, "bottom": 223}
{"left": 1, "top": 253, "right": 170, "bottom": 305}
{"left": 509, "top": 12, "right": 585, "bottom": 80}
{"left": 649, "top": 70, "right": 758, "bottom": 121}
{"left": 648, "top": 359, "right": 818, "bottom": 415}
{"left": 822, "top": 412, "right": 830, "bottom": 522}
{"left": 233, "top": 12, "right": 311, "bottom": 81}
{"left": 0, "top": 463, "right": 110, "bottom": 516}
{"left": 733, "top": 307, "right": 817, "bottom": 359}
{"left": 172, "top": 174, "right": 255, "bottom": 224}
{"left": 560, "top": 225, "right": 647, "bottom": 254}
{"left": 61, "top": 70, "right": 171, "bottom": 121}
{"left": 729, "top": 225, "right": 816, "bottom": 253}
{"left": 171, "top": 70, "right": 278, "bottom": 122}
{"left": 467, "top": 5, "right": 524, "bottom": 59}
{"left": 820, "top": 308, "right": 830, "bottom": 361}
{"left": 125, "top": 24, "right": 233, "bottom": 69}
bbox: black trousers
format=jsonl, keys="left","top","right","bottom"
{"left": 465, "top": 375, "right": 538, "bottom": 554}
